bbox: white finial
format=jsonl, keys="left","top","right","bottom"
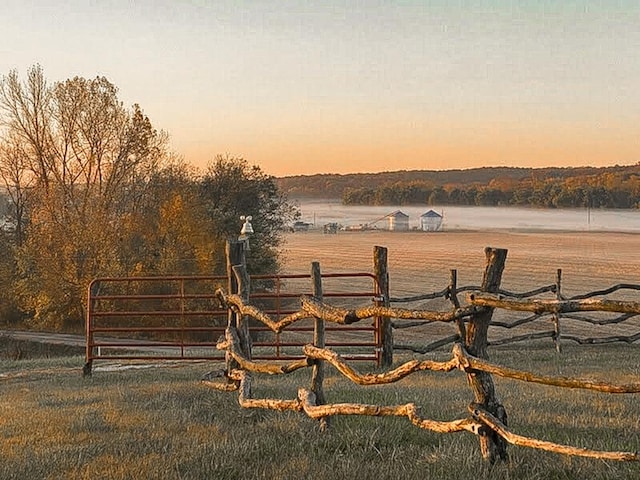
{"left": 240, "top": 215, "right": 254, "bottom": 235}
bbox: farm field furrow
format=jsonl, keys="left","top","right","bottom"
{"left": 282, "top": 230, "right": 640, "bottom": 295}
{"left": 281, "top": 230, "right": 640, "bottom": 344}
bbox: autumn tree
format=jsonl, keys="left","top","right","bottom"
{"left": 118, "top": 162, "right": 216, "bottom": 276}
{"left": 199, "top": 155, "right": 299, "bottom": 275}
{"left": 1, "top": 67, "right": 300, "bottom": 331}
{"left": 0, "top": 136, "right": 33, "bottom": 246}
{"left": 0, "top": 66, "right": 168, "bottom": 329}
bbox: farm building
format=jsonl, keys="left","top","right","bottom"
{"left": 420, "top": 210, "right": 443, "bottom": 232}
{"left": 292, "top": 221, "right": 312, "bottom": 232}
{"left": 386, "top": 210, "right": 410, "bottom": 231}
{"left": 323, "top": 222, "right": 339, "bottom": 234}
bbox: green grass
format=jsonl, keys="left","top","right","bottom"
{"left": 1, "top": 343, "right": 639, "bottom": 480}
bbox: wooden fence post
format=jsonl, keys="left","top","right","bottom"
{"left": 374, "top": 246, "right": 393, "bottom": 367}
{"left": 225, "top": 240, "right": 247, "bottom": 380}
{"left": 83, "top": 280, "right": 101, "bottom": 377}
{"left": 310, "top": 261, "right": 328, "bottom": 429}
{"left": 553, "top": 269, "right": 562, "bottom": 353}
{"left": 448, "top": 269, "right": 465, "bottom": 340}
{"left": 232, "top": 264, "right": 252, "bottom": 359}
{"left": 226, "top": 240, "right": 245, "bottom": 325}
{"left": 465, "top": 247, "right": 508, "bottom": 463}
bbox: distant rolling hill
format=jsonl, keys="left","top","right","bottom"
{"left": 276, "top": 165, "right": 640, "bottom": 202}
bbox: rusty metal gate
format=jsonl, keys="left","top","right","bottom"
{"left": 84, "top": 272, "right": 382, "bottom": 373}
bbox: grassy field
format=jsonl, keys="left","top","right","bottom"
{"left": 1, "top": 341, "right": 639, "bottom": 479}
{"left": 1, "top": 230, "right": 640, "bottom": 479}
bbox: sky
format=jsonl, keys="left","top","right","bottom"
{"left": 1, "top": 1, "right": 639, "bottom": 177}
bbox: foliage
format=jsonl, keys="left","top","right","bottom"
{"left": 0, "top": 229, "right": 21, "bottom": 324}
{"left": 0, "top": 66, "right": 297, "bottom": 331}
{"left": 115, "top": 162, "right": 210, "bottom": 276}
{"left": 340, "top": 170, "right": 640, "bottom": 208}
{"left": 277, "top": 165, "right": 640, "bottom": 208}
{"left": 199, "top": 155, "right": 299, "bottom": 274}
{"left": 0, "top": 66, "right": 167, "bottom": 329}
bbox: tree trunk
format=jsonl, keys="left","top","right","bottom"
{"left": 465, "top": 247, "right": 508, "bottom": 463}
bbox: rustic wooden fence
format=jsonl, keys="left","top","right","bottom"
{"left": 392, "top": 268, "right": 640, "bottom": 355}
{"left": 205, "top": 243, "right": 640, "bottom": 464}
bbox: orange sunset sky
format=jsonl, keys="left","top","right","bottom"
{"left": 2, "top": 1, "right": 639, "bottom": 177}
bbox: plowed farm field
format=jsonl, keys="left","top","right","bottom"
{"left": 282, "top": 230, "right": 640, "bottom": 295}
{"left": 280, "top": 230, "right": 640, "bottom": 345}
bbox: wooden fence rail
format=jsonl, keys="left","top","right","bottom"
{"left": 205, "top": 243, "right": 639, "bottom": 464}
{"left": 391, "top": 271, "right": 640, "bottom": 354}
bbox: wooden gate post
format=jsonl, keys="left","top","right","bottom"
{"left": 310, "top": 261, "right": 328, "bottom": 429}
{"left": 374, "top": 246, "right": 393, "bottom": 367}
{"left": 232, "top": 264, "right": 252, "bottom": 359}
{"left": 225, "top": 240, "right": 248, "bottom": 380}
{"left": 465, "top": 247, "right": 508, "bottom": 463}
{"left": 226, "top": 240, "right": 246, "bottom": 323}
{"left": 83, "top": 280, "right": 101, "bottom": 377}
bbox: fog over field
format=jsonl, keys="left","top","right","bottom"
{"left": 295, "top": 200, "right": 640, "bottom": 233}
{"left": 287, "top": 200, "right": 640, "bottom": 292}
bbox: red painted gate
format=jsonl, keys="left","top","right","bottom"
{"left": 84, "top": 272, "right": 382, "bottom": 374}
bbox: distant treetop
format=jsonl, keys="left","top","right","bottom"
{"left": 276, "top": 165, "right": 640, "bottom": 209}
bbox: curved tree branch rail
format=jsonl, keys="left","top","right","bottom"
{"left": 469, "top": 292, "right": 640, "bottom": 315}
{"left": 390, "top": 275, "right": 640, "bottom": 352}
{"left": 469, "top": 292, "right": 640, "bottom": 347}
{"left": 208, "top": 243, "right": 640, "bottom": 464}
{"left": 209, "top": 286, "right": 639, "bottom": 462}
{"left": 389, "top": 284, "right": 556, "bottom": 303}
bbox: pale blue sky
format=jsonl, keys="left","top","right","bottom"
{"left": 1, "top": 1, "right": 639, "bottom": 176}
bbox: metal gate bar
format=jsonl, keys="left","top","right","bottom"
{"left": 85, "top": 272, "right": 381, "bottom": 371}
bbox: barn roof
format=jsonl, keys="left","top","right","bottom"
{"left": 387, "top": 210, "right": 409, "bottom": 218}
{"left": 421, "top": 209, "right": 443, "bottom": 218}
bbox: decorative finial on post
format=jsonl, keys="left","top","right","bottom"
{"left": 239, "top": 215, "right": 253, "bottom": 250}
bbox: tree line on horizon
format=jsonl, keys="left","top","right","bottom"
{"left": 277, "top": 165, "right": 640, "bottom": 209}
{"left": 342, "top": 173, "right": 640, "bottom": 208}
{"left": 0, "top": 66, "right": 297, "bottom": 331}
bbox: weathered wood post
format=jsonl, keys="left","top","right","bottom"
{"left": 226, "top": 240, "right": 245, "bottom": 326}
{"left": 448, "top": 269, "right": 465, "bottom": 340}
{"left": 552, "top": 268, "right": 563, "bottom": 353}
{"left": 83, "top": 280, "right": 101, "bottom": 377}
{"left": 374, "top": 246, "right": 393, "bottom": 367}
{"left": 225, "top": 240, "right": 248, "bottom": 380}
{"left": 232, "top": 263, "right": 252, "bottom": 359}
{"left": 465, "top": 247, "right": 508, "bottom": 463}
{"left": 310, "top": 261, "right": 328, "bottom": 429}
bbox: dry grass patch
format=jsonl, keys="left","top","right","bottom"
{"left": 1, "top": 345, "right": 639, "bottom": 479}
